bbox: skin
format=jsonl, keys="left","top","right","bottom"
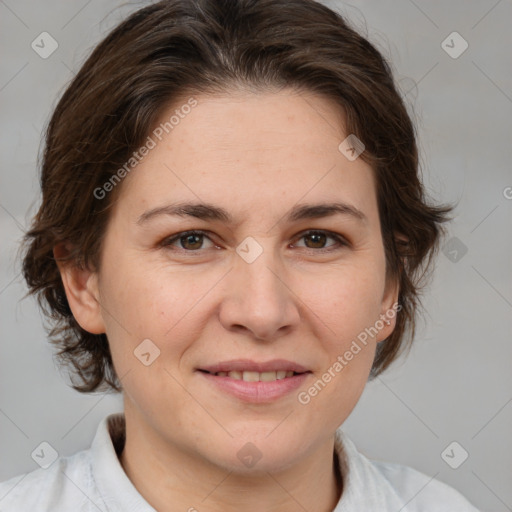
{"left": 56, "top": 88, "right": 399, "bottom": 512}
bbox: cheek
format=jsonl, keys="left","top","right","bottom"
{"left": 302, "top": 276, "right": 381, "bottom": 420}
{"left": 311, "top": 263, "right": 385, "bottom": 328}
{"left": 304, "top": 263, "right": 385, "bottom": 378}
{"left": 101, "top": 262, "right": 219, "bottom": 381}
{"left": 101, "top": 251, "right": 188, "bottom": 331}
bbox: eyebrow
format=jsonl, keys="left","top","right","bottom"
{"left": 136, "top": 201, "right": 367, "bottom": 226}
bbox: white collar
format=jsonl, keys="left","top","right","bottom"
{"left": 91, "top": 413, "right": 156, "bottom": 511}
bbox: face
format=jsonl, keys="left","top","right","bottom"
{"left": 63, "top": 88, "right": 398, "bottom": 473}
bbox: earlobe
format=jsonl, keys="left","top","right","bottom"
{"left": 53, "top": 243, "right": 105, "bottom": 334}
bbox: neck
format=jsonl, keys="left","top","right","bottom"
{"left": 118, "top": 404, "right": 343, "bottom": 512}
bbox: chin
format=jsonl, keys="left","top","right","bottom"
{"left": 204, "top": 435, "right": 304, "bottom": 475}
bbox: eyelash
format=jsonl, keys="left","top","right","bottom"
{"left": 160, "top": 229, "right": 349, "bottom": 255}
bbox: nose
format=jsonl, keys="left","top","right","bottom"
{"left": 218, "top": 243, "right": 301, "bottom": 341}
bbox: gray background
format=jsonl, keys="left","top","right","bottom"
{"left": 1, "top": 1, "right": 511, "bottom": 510}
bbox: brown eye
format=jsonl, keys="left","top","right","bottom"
{"left": 162, "top": 230, "right": 215, "bottom": 251}
{"left": 304, "top": 232, "right": 328, "bottom": 249}
{"left": 293, "top": 230, "right": 348, "bottom": 252}
{"left": 180, "top": 233, "right": 204, "bottom": 250}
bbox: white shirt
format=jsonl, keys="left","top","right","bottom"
{"left": 0, "top": 413, "right": 480, "bottom": 511}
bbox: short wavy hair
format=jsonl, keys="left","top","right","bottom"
{"left": 20, "top": 0, "right": 451, "bottom": 393}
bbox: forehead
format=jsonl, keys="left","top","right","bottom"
{"left": 114, "top": 89, "right": 378, "bottom": 226}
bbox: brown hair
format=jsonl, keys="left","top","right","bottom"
{"left": 21, "top": 0, "right": 451, "bottom": 393}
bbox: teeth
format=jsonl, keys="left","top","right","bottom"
{"left": 243, "top": 371, "right": 260, "bottom": 382}
{"left": 213, "top": 370, "right": 298, "bottom": 381}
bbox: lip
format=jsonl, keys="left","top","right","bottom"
{"left": 198, "top": 358, "right": 310, "bottom": 374}
{"left": 197, "top": 370, "right": 311, "bottom": 403}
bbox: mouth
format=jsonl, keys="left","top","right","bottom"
{"left": 197, "top": 369, "right": 307, "bottom": 382}
{"left": 195, "top": 360, "right": 312, "bottom": 403}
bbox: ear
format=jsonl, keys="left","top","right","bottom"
{"left": 53, "top": 242, "right": 106, "bottom": 334}
{"left": 376, "top": 273, "right": 400, "bottom": 343}
{"left": 376, "top": 230, "right": 407, "bottom": 343}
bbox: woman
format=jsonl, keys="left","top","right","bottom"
{"left": 0, "top": 0, "right": 480, "bottom": 510}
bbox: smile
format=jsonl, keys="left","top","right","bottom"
{"left": 196, "top": 369, "right": 311, "bottom": 403}
{"left": 201, "top": 370, "right": 302, "bottom": 381}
